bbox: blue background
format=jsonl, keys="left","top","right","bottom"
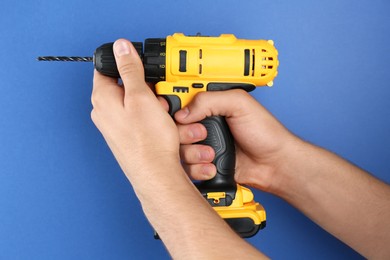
{"left": 0, "top": 0, "right": 389, "bottom": 259}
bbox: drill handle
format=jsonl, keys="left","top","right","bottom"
{"left": 196, "top": 116, "right": 237, "bottom": 206}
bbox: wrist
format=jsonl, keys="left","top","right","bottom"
{"left": 264, "top": 136, "right": 313, "bottom": 198}
{"left": 121, "top": 152, "right": 182, "bottom": 182}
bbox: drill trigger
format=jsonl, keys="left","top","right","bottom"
{"left": 161, "top": 95, "right": 182, "bottom": 117}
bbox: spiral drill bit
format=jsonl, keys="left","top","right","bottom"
{"left": 37, "top": 56, "right": 93, "bottom": 62}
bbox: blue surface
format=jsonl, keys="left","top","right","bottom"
{"left": 1, "top": 0, "right": 389, "bottom": 259}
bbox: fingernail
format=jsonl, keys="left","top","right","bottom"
{"left": 114, "top": 40, "right": 131, "bottom": 57}
{"left": 189, "top": 125, "right": 204, "bottom": 140}
{"left": 199, "top": 149, "right": 212, "bottom": 161}
{"left": 202, "top": 164, "right": 216, "bottom": 178}
{"left": 176, "top": 107, "right": 190, "bottom": 119}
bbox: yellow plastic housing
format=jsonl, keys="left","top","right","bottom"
{"left": 156, "top": 33, "right": 279, "bottom": 108}
{"left": 155, "top": 33, "right": 275, "bottom": 231}
{"left": 213, "top": 185, "right": 266, "bottom": 225}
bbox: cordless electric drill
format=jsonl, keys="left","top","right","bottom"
{"left": 39, "top": 33, "right": 279, "bottom": 238}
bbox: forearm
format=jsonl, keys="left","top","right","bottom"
{"left": 271, "top": 138, "right": 390, "bottom": 258}
{"left": 91, "top": 41, "right": 266, "bottom": 259}
{"left": 122, "top": 158, "right": 267, "bottom": 259}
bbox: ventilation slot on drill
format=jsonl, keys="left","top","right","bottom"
{"left": 179, "top": 50, "right": 187, "bottom": 72}
{"left": 252, "top": 49, "right": 255, "bottom": 76}
{"left": 199, "top": 49, "right": 203, "bottom": 74}
{"left": 244, "top": 49, "right": 256, "bottom": 77}
{"left": 259, "top": 49, "right": 275, "bottom": 78}
{"left": 244, "top": 49, "right": 250, "bottom": 76}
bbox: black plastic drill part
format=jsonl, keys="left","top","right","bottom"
{"left": 244, "top": 49, "right": 250, "bottom": 76}
{"left": 94, "top": 39, "right": 165, "bottom": 82}
{"left": 93, "top": 42, "right": 143, "bottom": 78}
{"left": 195, "top": 116, "right": 237, "bottom": 206}
{"left": 194, "top": 83, "right": 256, "bottom": 207}
{"left": 179, "top": 50, "right": 187, "bottom": 72}
{"left": 224, "top": 219, "right": 265, "bottom": 238}
{"left": 143, "top": 38, "right": 166, "bottom": 82}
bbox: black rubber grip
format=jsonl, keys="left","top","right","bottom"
{"left": 93, "top": 42, "right": 143, "bottom": 78}
{"left": 196, "top": 116, "right": 237, "bottom": 206}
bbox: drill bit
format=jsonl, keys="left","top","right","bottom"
{"left": 37, "top": 56, "right": 93, "bottom": 62}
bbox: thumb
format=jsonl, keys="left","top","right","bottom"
{"left": 113, "top": 39, "right": 146, "bottom": 94}
{"left": 175, "top": 89, "right": 255, "bottom": 124}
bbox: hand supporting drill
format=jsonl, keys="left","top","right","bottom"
{"left": 41, "top": 33, "right": 279, "bottom": 237}
{"left": 95, "top": 33, "right": 279, "bottom": 237}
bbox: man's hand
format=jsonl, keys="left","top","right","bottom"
{"left": 174, "top": 89, "right": 390, "bottom": 259}
{"left": 91, "top": 39, "right": 180, "bottom": 180}
{"left": 175, "top": 90, "right": 297, "bottom": 192}
{"left": 90, "top": 39, "right": 267, "bottom": 259}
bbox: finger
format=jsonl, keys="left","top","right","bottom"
{"left": 112, "top": 39, "right": 149, "bottom": 96}
{"left": 177, "top": 123, "right": 207, "bottom": 144}
{"left": 175, "top": 89, "right": 256, "bottom": 124}
{"left": 157, "top": 96, "right": 169, "bottom": 112}
{"left": 182, "top": 163, "right": 216, "bottom": 181}
{"left": 147, "top": 82, "right": 156, "bottom": 93}
{"left": 92, "top": 70, "right": 124, "bottom": 108}
{"left": 93, "top": 68, "right": 118, "bottom": 86}
{"left": 180, "top": 144, "right": 215, "bottom": 164}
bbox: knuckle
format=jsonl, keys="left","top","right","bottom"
{"left": 118, "top": 61, "right": 137, "bottom": 76}
{"left": 91, "top": 88, "right": 104, "bottom": 109}
{"left": 190, "top": 92, "right": 207, "bottom": 111}
{"left": 178, "top": 125, "right": 188, "bottom": 143}
{"left": 178, "top": 124, "right": 197, "bottom": 144}
{"left": 124, "top": 88, "right": 150, "bottom": 106}
{"left": 180, "top": 144, "right": 210, "bottom": 164}
{"left": 179, "top": 144, "right": 190, "bottom": 161}
{"left": 232, "top": 88, "right": 251, "bottom": 101}
{"left": 233, "top": 88, "right": 248, "bottom": 94}
{"left": 184, "top": 164, "right": 196, "bottom": 176}
{"left": 118, "top": 60, "right": 144, "bottom": 79}
{"left": 180, "top": 145, "right": 197, "bottom": 163}
{"left": 90, "top": 109, "right": 98, "bottom": 124}
{"left": 193, "top": 91, "right": 208, "bottom": 104}
{"left": 90, "top": 90, "right": 99, "bottom": 107}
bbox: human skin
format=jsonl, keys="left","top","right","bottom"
{"left": 91, "top": 39, "right": 267, "bottom": 259}
{"left": 175, "top": 90, "right": 390, "bottom": 259}
{"left": 92, "top": 38, "right": 390, "bottom": 259}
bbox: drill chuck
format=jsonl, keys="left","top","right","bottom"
{"left": 38, "top": 39, "right": 168, "bottom": 83}
{"left": 93, "top": 42, "right": 143, "bottom": 78}
{"left": 93, "top": 39, "right": 167, "bottom": 82}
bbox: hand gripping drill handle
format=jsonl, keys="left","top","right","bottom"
{"left": 93, "top": 36, "right": 274, "bottom": 238}
{"left": 197, "top": 116, "right": 237, "bottom": 206}
{"left": 40, "top": 34, "right": 277, "bottom": 238}
{"left": 94, "top": 41, "right": 242, "bottom": 205}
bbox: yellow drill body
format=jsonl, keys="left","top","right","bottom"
{"left": 39, "top": 32, "right": 279, "bottom": 238}
{"left": 155, "top": 33, "right": 279, "bottom": 236}
{"left": 89, "top": 33, "right": 279, "bottom": 237}
{"left": 156, "top": 33, "right": 278, "bottom": 108}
